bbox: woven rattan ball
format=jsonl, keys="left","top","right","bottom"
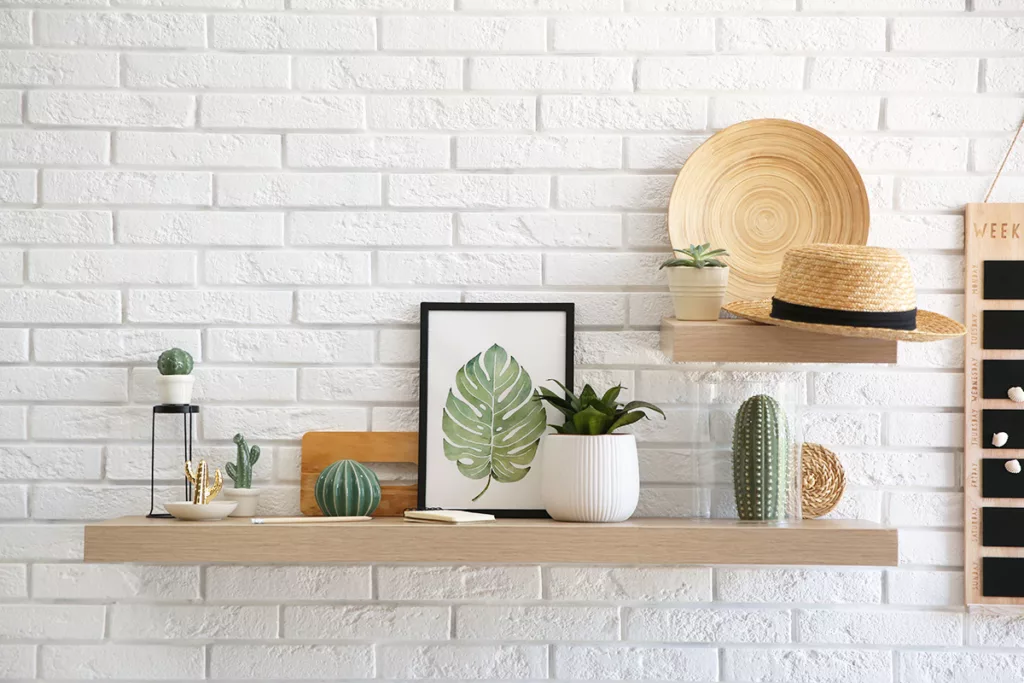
{"left": 801, "top": 443, "right": 846, "bottom": 519}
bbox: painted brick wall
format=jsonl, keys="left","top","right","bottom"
{"left": 0, "top": 0, "right": 1015, "bottom": 680}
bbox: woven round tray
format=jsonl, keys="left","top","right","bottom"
{"left": 801, "top": 443, "right": 846, "bottom": 519}
{"left": 667, "top": 119, "right": 870, "bottom": 303}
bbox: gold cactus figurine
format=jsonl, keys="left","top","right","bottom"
{"left": 184, "top": 460, "right": 223, "bottom": 504}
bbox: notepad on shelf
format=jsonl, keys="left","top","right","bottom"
{"left": 404, "top": 509, "right": 495, "bottom": 524}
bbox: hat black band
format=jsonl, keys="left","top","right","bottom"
{"left": 770, "top": 298, "right": 917, "bottom": 330}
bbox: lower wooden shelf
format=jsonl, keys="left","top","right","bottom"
{"left": 84, "top": 517, "right": 898, "bottom": 566}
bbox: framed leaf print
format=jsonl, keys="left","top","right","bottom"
{"left": 417, "top": 302, "right": 575, "bottom": 517}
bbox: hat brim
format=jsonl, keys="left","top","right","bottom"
{"left": 722, "top": 300, "right": 966, "bottom": 342}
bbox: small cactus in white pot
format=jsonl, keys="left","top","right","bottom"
{"left": 221, "top": 433, "right": 261, "bottom": 517}
{"left": 156, "top": 348, "right": 194, "bottom": 405}
{"left": 660, "top": 243, "right": 730, "bottom": 321}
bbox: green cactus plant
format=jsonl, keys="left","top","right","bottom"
{"left": 314, "top": 459, "right": 381, "bottom": 517}
{"left": 732, "top": 394, "right": 790, "bottom": 521}
{"left": 226, "top": 433, "right": 260, "bottom": 489}
{"left": 157, "top": 348, "right": 193, "bottom": 375}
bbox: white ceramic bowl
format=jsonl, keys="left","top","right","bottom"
{"left": 164, "top": 501, "right": 237, "bottom": 521}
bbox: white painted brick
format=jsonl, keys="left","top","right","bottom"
{"left": 724, "top": 648, "right": 892, "bottom": 683}
{"left": 713, "top": 96, "right": 880, "bottom": 131}
{"left": 627, "top": 136, "right": 707, "bottom": 171}
{"left": 106, "top": 444, "right": 240, "bottom": 481}
{"left": 543, "top": 95, "right": 706, "bottom": 131}
{"left": 0, "top": 407, "right": 26, "bottom": 439}
{"left": 813, "top": 372, "right": 962, "bottom": 408}
{"left": 217, "top": 172, "right": 380, "bottom": 207}
{"left": 625, "top": 213, "right": 670, "bottom": 249}
{"left": 30, "top": 406, "right": 164, "bottom": 441}
{"left": 290, "top": 211, "right": 452, "bottom": 246}
{"left": 205, "top": 250, "right": 370, "bottom": 285}
{"left": 457, "top": 605, "right": 617, "bottom": 641}
{"left": 202, "top": 94, "right": 362, "bottom": 129}
{"left": 840, "top": 451, "right": 957, "bottom": 489}
{"left": 889, "top": 492, "right": 962, "bottom": 528}
{"left": 32, "top": 484, "right": 160, "bottom": 520}
{"left": 638, "top": 447, "right": 698, "bottom": 485}
{"left": 986, "top": 58, "right": 1024, "bottom": 93}
{"left": 300, "top": 367, "right": 416, "bottom": 401}
{"left": 0, "top": 290, "right": 120, "bottom": 324}
{"left": 0, "top": 525, "right": 80, "bottom": 560}
{"left": 0, "top": 50, "right": 117, "bottom": 87}
{"left": 547, "top": 566, "right": 710, "bottom": 602}
{"left": 799, "top": 609, "right": 961, "bottom": 646}
{"left": 378, "top": 566, "right": 541, "bottom": 601}
{"left": 869, "top": 214, "right": 963, "bottom": 251}
{"left": 0, "top": 329, "right": 27, "bottom": 362}
{"left": 41, "top": 644, "right": 204, "bottom": 680}
{"left": 888, "top": 570, "right": 964, "bottom": 607}
{"left": 893, "top": 17, "right": 1024, "bottom": 52}
{"left": 29, "top": 91, "right": 194, "bottom": 127}
{"left": 558, "top": 175, "right": 673, "bottom": 209}
{"left": 34, "top": 328, "right": 199, "bottom": 363}
{"left": 718, "top": 568, "right": 882, "bottom": 604}
{"left": 298, "top": 289, "right": 459, "bottom": 324}
{"left": 969, "top": 609, "right": 1024, "bottom": 647}
{"left": 384, "top": 16, "right": 544, "bottom": 51}
{"left": 207, "top": 328, "right": 374, "bottom": 364}
{"left": 133, "top": 367, "right": 296, "bottom": 403}
{"left": 458, "top": 212, "right": 621, "bottom": 247}
{"left": 0, "top": 210, "right": 111, "bottom": 244}
{"left": 887, "top": 412, "right": 962, "bottom": 448}
{"left": 574, "top": 331, "right": 666, "bottom": 366}
{"left": 288, "top": 134, "right": 449, "bottom": 169}
{"left": 124, "top": 53, "right": 288, "bottom": 89}
{"left": 33, "top": 564, "right": 199, "bottom": 600}
{"left": 0, "top": 605, "right": 104, "bottom": 639}
{"left": 295, "top": 0, "right": 449, "bottom": 6}
{"left": 975, "top": 136, "right": 1024, "bottom": 173}
{"left": 0, "top": 90, "right": 19, "bottom": 123}
{"left": 899, "top": 176, "right": 1024, "bottom": 210}
{"left": 0, "top": 130, "right": 108, "bottom": 166}
{"left": 553, "top": 17, "right": 713, "bottom": 52}
{"left": 38, "top": 11, "right": 205, "bottom": 47}
{"left": 546, "top": 253, "right": 664, "bottom": 286}
{"left": 390, "top": 173, "right": 549, "bottom": 208}
{"left": 212, "top": 645, "right": 373, "bottom": 679}
{"left": 372, "top": 406, "right": 418, "bottom": 430}
{"left": 207, "top": 566, "right": 369, "bottom": 601}
{"left": 212, "top": 14, "right": 375, "bottom": 50}
{"left": 296, "top": 56, "right": 461, "bottom": 91}
{"left": 0, "top": 169, "right": 34, "bottom": 203}
{"left": 0, "top": 645, "right": 33, "bottom": 678}
{"left": 0, "top": 565, "right": 26, "bottom": 598}
{"left": 285, "top": 605, "right": 449, "bottom": 640}
{"left": 807, "top": 0, "right": 961, "bottom": 6}
{"left": 467, "top": 0, "right": 620, "bottom": 6}
{"left": 110, "top": 605, "right": 277, "bottom": 640}
{"left": 0, "top": 485, "right": 26, "bottom": 519}
{"left": 368, "top": 95, "right": 534, "bottom": 131}
{"left": 458, "top": 135, "right": 621, "bottom": 170}
{"left": 118, "top": 210, "right": 283, "bottom": 246}
{"left": 381, "top": 644, "right": 546, "bottom": 680}
{"left": 0, "top": 10, "right": 30, "bottom": 45}
{"left": 379, "top": 251, "right": 541, "bottom": 285}
{"left": 29, "top": 249, "right": 195, "bottom": 285}
{"left": 901, "top": 652, "right": 1024, "bottom": 683}
{"left": 465, "top": 291, "right": 626, "bottom": 327}
{"left": 802, "top": 411, "right": 882, "bottom": 446}
{"left": 0, "top": 368, "right": 126, "bottom": 402}
{"left": 721, "top": 17, "right": 884, "bottom": 51}
{"left": 839, "top": 137, "right": 967, "bottom": 174}
{"left": 641, "top": 56, "right": 803, "bottom": 91}
{"left": 128, "top": 289, "right": 291, "bottom": 323}
{"left": 627, "top": 608, "right": 790, "bottom": 644}
{"left": 889, "top": 97, "right": 1024, "bottom": 132}
{"left": 555, "top": 645, "right": 717, "bottom": 681}
{"left": 812, "top": 57, "right": 977, "bottom": 93}
{"left": 44, "top": 170, "right": 210, "bottom": 206}
{"left": 0, "top": 249, "right": 21, "bottom": 284}
{"left": 203, "top": 405, "right": 366, "bottom": 440}
{"left": 471, "top": 56, "right": 633, "bottom": 91}
{"left": 117, "top": 132, "right": 279, "bottom": 168}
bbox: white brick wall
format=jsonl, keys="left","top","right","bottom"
{"left": 0, "top": 1, "right": 1004, "bottom": 681}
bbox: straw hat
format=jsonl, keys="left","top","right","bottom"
{"left": 723, "top": 244, "right": 965, "bottom": 342}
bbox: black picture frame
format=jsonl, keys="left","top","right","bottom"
{"left": 417, "top": 302, "right": 575, "bottom": 518}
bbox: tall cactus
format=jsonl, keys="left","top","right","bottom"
{"left": 185, "top": 460, "right": 222, "bottom": 504}
{"left": 226, "top": 433, "right": 260, "bottom": 489}
{"left": 732, "top": 394, "right": 790, "bottom": 521}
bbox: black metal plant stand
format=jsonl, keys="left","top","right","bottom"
{"left": 147, "top": 404, "right": 200, "bottom": 518}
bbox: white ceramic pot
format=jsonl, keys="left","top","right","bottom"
{"left": 540, "top": 434, "right": 640, "bottom": 522}
{"left": 667, "top": 266, "right": 729, "bottom": 321}
{"left": 157, "top": 375, "right": 194, "bottom": 405}
{"left": 221, "top": 488, "right": 260, "bottom": 517}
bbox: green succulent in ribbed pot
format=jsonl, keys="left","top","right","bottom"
{"left": 315, "top": 459, "right": 381, "bottom": 517}
{"left": 732, "top": 394, "right": 790, "bottom": 521}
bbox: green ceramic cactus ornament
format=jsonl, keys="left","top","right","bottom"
{"left": 226, "top": 433, "right": 260, "bottom": 489}
{"left": 732, "top": 394, "right": 790, "bottom": 521}
{"left": 315, "top": 459, "right": 381, "bottom": 517}
{"left": 157, "top": 348, "right": 193, "bottom": 375}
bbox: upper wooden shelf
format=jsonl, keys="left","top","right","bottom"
{"left": 661, "top": 318, "right": 898, "bottom": 364}
{"left": 84, "top": 517, "right": 898, "bottom": 566}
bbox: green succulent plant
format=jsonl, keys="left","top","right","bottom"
{"left": 659, "top": 243, "right": 729, "bottom": 269}
{"left": 535, "top": 382, "right": 665, "bottom": 436}
{"left": 157, "top": 348, "right": 193, "bottom": 376}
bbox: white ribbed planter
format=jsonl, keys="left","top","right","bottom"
{"left": 667, "top": 265, "right": 729, "bottom": 321}
{"left": 540, "top": 434, "right": 640, "bottom": 523}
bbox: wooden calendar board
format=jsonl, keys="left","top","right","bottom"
{"left": 965, "top": 202, "right": 1024, "bottom": 605}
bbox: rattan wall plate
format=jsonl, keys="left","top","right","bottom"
{"left": 668, "top": 119, "right": 870, "bottom": 303}
{"left": 801, "top": 443, "right": 846, "bottom": 519}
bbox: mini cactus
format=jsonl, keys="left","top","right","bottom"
{"left": 184, "top": 460, "right": 222, "bottom": 504}
{"left": 732, "top": 394, "right": 790, "bottom": 521}
{"left": 157, "top": 348, "right": 193, "bottom": 376}
{"left": 226, "top": 434, "right": 260, "bottom": 489}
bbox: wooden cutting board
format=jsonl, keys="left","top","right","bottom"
{"left": 300, "top": 432, "right": 418, "bottom": 517}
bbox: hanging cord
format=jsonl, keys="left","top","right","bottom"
{"left": 984, "top": 114, "right": 1024, "bottom": 203}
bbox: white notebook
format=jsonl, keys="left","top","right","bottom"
{"left": 404, "top": 509, "right": 496, "bottom": 524}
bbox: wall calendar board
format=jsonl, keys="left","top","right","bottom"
{"left": 965, "top": 202, "right": 1024, "bottom": 605}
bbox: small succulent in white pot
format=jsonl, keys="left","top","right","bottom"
{"left": 660, "top": 243, "right": 730, "bottom": 321}
{"left": 535, "top": 382, "right": 665, "bottom": 522}
{"left": 156, "top": 348, "right": 194, "bottom": 405}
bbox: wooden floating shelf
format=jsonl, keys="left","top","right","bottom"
{"left": 661, "top": 318, "right": 898, "bottom": 364}
{"left": 84, "top": 517, "right": 898, "bottom": 566}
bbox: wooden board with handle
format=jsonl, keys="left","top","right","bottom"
{"left": 300, "top": 432, "right": 418, "bottom": 517}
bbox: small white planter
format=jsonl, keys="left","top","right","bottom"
{"left": 540, "top": 434, "right": 639, "bottom": 522}
{"left": 221, "top": 488, "right": 260, "bottom": 517}
{"left": 667, "top": 266, "right": 729, "bottom": 321}
{"left": 157, "top": 375, "right": 194, "bottom": 405}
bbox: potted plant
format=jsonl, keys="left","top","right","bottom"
{"left": 156, "top": 348, "right": 194, "bottom": 405}
{"left": 535, "top": 383, "right": 665, "bottom": 522}
{"left": 221, "top": 433, "right": 261, "bottom": 517}
{"left": 659, "top": 243, "right": 730, "bottom": 320}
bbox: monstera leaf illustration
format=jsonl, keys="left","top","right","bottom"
{"left": 442, "top": 343, "right": 547, "bottom": 501}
